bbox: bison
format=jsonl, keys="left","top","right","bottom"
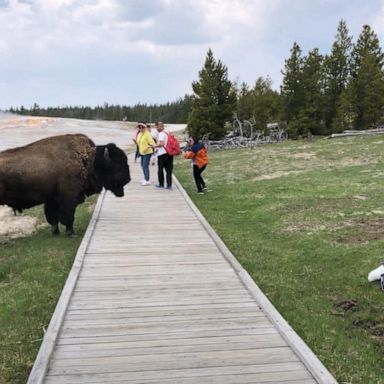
{"left": 0, "top": 134, "right": 130, "bottom": 236}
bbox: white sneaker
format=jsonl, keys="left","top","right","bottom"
{"left": 141, "top": 180, "right": 151, "bottom": 186}
{"left": 368, "top": 263, "right": 384, "bottom": 282}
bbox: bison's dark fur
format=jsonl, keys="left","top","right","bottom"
{"left": 0, "top": 134, "right": 130, "bottom": 235}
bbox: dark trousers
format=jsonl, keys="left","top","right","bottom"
{"left": 157, "top": 153, "right": 173, "bottom": 187}
{"left": 193, "top": 164, "right": 206, "bottom": 192}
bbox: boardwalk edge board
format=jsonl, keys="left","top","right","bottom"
{"left": 172, "top": 175, "right": 338, "bottom": 384}
{"left": 27, "top": 191, "right": 106, "bottom": 384}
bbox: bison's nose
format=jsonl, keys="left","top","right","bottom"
{"left": 113, "top": 189, "right": 124, "bottom": 197}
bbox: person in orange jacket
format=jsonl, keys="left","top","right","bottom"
{"left": 184, "top": 136, "right": 209, "bottom": 194}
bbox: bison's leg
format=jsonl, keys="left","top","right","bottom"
{"left": 44, "top": 200, "right": 60, "bottom": 234}
{"left": 58, "top": 200, "right": 77, "bottom": 237}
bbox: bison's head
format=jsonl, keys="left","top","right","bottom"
{"left": 95, "top": 143, "right": 131, "bottom": 196}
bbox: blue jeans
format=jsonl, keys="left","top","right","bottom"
{"left": 141, "top": 153, "right": 152, "bottom": 181}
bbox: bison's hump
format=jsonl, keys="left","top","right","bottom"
{"left": 0, "top": 134, "right": 96, "bottom": 181}
{"left": 0, "top": 133, "right": 95, "bottom": 155}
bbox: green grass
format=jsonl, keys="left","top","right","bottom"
{"left": 0, "top": 198, "right": 95, "bottom": 384}
{"left": 176, "top": 136, "right": 384, "bottom": 384}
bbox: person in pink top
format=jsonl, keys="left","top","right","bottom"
{"left": 132, "top": 124, "right": 141, "bottom": 163}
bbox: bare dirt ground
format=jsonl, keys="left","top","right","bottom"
{"left": 0, "top": 113, "right": 186, "bottom": 241}
{"left": 0, "top": 206, "right": 40, "bottom": 242}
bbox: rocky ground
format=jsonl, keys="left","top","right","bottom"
{"left": 0, "top": 206, "right": 40, "bottom": 242}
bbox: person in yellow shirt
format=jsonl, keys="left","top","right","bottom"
{"left": 136, "top": 122, "right": 155, "bottom": 186}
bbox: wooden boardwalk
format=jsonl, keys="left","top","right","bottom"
{"left": 28, "top": 159, "right": 337, "bottom": 384}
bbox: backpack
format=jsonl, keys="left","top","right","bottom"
{"left": 164, "top": 131, "right": 181, "bottom": 156}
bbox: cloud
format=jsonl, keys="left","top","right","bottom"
{"left": 0, "top": 0, "right": 278, "bottom": 56}
{"left": 371, "top": 1, "right": 384, "bottom": 36}
{"left": 0, "top": 0, "right": 384, "bottom": 108}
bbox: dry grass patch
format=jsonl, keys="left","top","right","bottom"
{"left": 336, "top": 217, "right": 384, "bottom": 245}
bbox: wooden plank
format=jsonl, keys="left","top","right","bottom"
{"left": 62, "top": 313, "right": 268, "bottom": 330}
{"left": 52, "top": 333, "right": 286, "bottom": 357}
{"left": 48, "top": 347, "right": 299, "bottom": 374}
{"left": 74, "top": 279, "right": 245, "bottom": 291}
{"left": 65, "top": 304, "right": 262, "bottom": 321}
{"left": 87, "top": 242, "right": 220, "bottom": 254}
{"left": 61, "top": 315, "right": 270, "bottom": 332}
{"left": 66, "top": 301, "right": 260, "bottom": 317}
{"left": 76, "top": 274, "right": 236, "bottom": 282}
{"left": 86, "top": 244, "right": 216, "bottom": 252}
{"left": 66, "top": 305, "right": 260, "bottom": 319}
{"left": 67, "top": 298, "right": 254, "bottom": 311}
{"left": 68, "top": 296, "right": 258, "bottom": 307}
{"left": 56, "top": 326, "right": 279, "bottom": 346}
{"left": 85, "top": 247, "right": 221, "bottom": 255}
{"left": 83, "top": 256, "right": 222, "bottom": 264}
{"left": 94, "top": 222, "right": 203, "bottom": 228}
{"left": 78, "top": 263, "right": 232, "bottom": 274}
{"left": 70, "top": 288, "right": 248, "bottom": 301}
{"left": 59, "top": 318, "right": 271, "bottom": 338}
{"left": 44, "top": 362, "right": 310, "bottom": 384}
{"left": 87, "top": 244, "right": 215, "bottom": 252}
{"left": 88, "top": 233, "right": 211, "bottom": 238}
{"left": 82, "top": 260, "right": 226, "bottom": 267}
{"left": 46, "top": 373, "right": 315, "bottom": 384}
{"left": 74, "top": 281, "right": 244, "bottom": 292}
{"left": 52, "top": 339, "right": 288, "bottom": 360}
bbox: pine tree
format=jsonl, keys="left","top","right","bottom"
{"left": 280, "top": 42, "right": 305, "bottom": 137}
{"left": 332, "top": 89, "right": 356, "bottom": 132}
{"left": 301, "top": 48, "right": 325, "bottom": 134}
{"left": 252, "top": 76, "right": 280, "bottom": 131}
{"left": 324, "top": 20, "right": 353, "bottom": 132}
{"left": 281, "top": 43, "right": 303, "bottom": 121}
{"left": 188, "top": 49, "right": 236, "bottom": 139}
{"left": 349, "top": 25, "right": 384, "bottom": 129}
{"left": 350, "top": 53, "right": 384, "bottom": 128}
{"left": 236, "top": 82, "right": 253, "bottom": 120}
{"left": 350, "top": 25, "right": 384, "bottom": 77}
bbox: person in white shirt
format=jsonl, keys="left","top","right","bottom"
{"left": 154, "top": 121, "right": 173, "bottom": 190}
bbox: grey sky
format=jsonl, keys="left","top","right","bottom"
{"left": 0, "top": 0, "right": 383, "bottom": 109}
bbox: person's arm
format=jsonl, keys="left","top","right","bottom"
{"left": 145, "top": 133, "right": 156, "bottom": 152}
{"left": 184, "top": 150, "right": 195, "bottom": 159}
{"left": 147, "top": 133, "right": 155, "bottom": 147}
{"left": 132, "top": 129, "right": 139, "bottom": 144}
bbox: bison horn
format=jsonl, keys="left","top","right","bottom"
{"left": 104, "top": 147, "right": 110, "bottom": 162}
